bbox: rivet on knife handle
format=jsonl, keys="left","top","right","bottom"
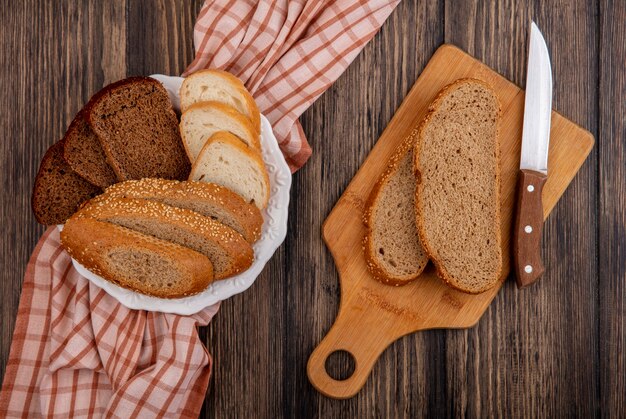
{"left": 514, "top": 169, "right": 547, "bottom": 288}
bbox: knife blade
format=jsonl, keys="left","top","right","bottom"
{"left": 514, "top": 22, "right": 553, "bottom": 288}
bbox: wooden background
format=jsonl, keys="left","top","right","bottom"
{"left": 0, "top": 0, "right": 623, "bottom": 417}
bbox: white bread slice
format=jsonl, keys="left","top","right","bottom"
{"left": 101, "top": 178, "right": 263, "bottom": 243}
{"left": 77, "top": 197, "right": 253, "bottom": 279}
{"left": 180, "top": 69, "right": 260, "bottom": 132}
{"left": 189, "top": 132, "right": 270, "bottom": 209}
{"left": 180, "top": 101, "right": 260, "bottom": 161}
{"left": 61, "top": 216, "right": 215, "bottom": 298}
{"left": 363, "top": 135, "right": 429, "bottom": 286}
{"left": 414, "top": 78, "right": 502, "bottom": 294}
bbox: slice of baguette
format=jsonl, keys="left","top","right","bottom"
{"left": 31, "top": 141, "right": 101, "bottom": 225}
{"left": 413, "top": 78, "right": 502, "bottom": 294}
{"left": 189, "top": 132, "right": 270, "bottom": 209}
{"left": 180, "top": 101, "right": 260, "bottom": 161}
{"left": 63, "top": 110, "right": 119, "bottom": 189}
{"left": 85, "top": 76, "right": 190, "bottom": 181}
{"left": 363, "top": 134, "right": 429, "bottom": 286}
{"left": 77, "top": 197, "right": 253, "bottom": 279}
{"left": 61, "top": 216, "right": 214, "bottom": 298}
{"left": 180, "top": 69, "right": 261, "bottom": 132}
{"left": 100, "top": 178, "right": 263, "bottom": 243}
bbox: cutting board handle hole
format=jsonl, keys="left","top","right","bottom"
{"left": 324, "top": 350, "right": 356, "bottom": 381}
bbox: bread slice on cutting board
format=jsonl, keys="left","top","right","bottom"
{"left": 61, "top": 216, "right": 214, "bottom": 298}
{"left": 63, "top": 110, "right": 119, "bottom": 189}
{"left": 413, "top": 78, "right": 502, "bottom": 294}
{"left": 31, "top": 141, "right": 101, "bottom": 225}
{"left": 180, "top": 101, "right": 261, "bottom": 161}
{"left": 180, "top": 69, "right": 261, "bottom": 133}
{"left": 189, "top": 131, "right": 270, "bottom": 209}
{"left": 100, "top": 178, "right": 263, "bottom": 243}
{"left": 363, "top": 133, "right": 429, "bottom": 286}
{"left": 76, "top": 197, "right": 253, "bottom": 279}
{"left": 85, "top": 76, "right": 190, "bottom": 181}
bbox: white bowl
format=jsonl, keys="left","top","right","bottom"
{"left": 58, "top": 75, "right": 291, "bottom": 315}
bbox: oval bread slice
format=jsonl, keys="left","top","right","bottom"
{"left": 363, "top": 134, "right": 429, "bottom": 286}
{"left": 77, "top": 197, "right": 253, "bottom": 279}
{"left": 189, "top": 131, "right": 270, "bottom": 209}
{"left": 180, "top": 69, "right": 260, "bottom": 132}
{"left": 61, "top": 216, "right": 214, "bottom": 298}
{"left": 101, "top": 178, "right": 263, "bottom": 243}
{"left": 180, "top": 101, "right": 261, "bottom": 161}
{"left": 414, "top": 78, "right": 502, "bottom": 294}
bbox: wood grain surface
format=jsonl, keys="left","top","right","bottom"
{"left": 0, "top": 0, "right": 623, "bottom": 417}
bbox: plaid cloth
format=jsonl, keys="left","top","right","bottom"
{"left": 0, "top": 0, "right": 399, "bottom": 417}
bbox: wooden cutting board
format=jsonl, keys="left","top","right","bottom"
{"left": 307, "top": 44, "right": 594, "bottom": 399}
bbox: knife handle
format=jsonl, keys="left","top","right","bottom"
{"left": 514, "top": 169, "right": 547, "bottom": 288}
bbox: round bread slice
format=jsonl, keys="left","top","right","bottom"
{"left": 77, "top": 197, "right": 253, "bottom": 279}
{"left": 31, "top": 141, "right": 101, "bottom": 225}
{"left": 63, "top": 110, "right": 119, "bottom": 189}
{"left": 180, "top": 69, "right": 261, "bottom": 133}
{"left": 413, "top": 78, "right": 502, "bottom": 294}
{"left": 100, "top": 178, "right": 263, "bottom": 243}
{"left": 363, "top": 134, "right": 429, "bottom": 286}
{"left": 180, "top": 101, "right": 260, "bottom": 161}
{"left": 61, "top": 216, "right": 214, "bottom": 298}
{"left": 189, "top": 131, "right": 270, "bottom": 209}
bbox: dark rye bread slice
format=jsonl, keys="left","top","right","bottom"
{"left": 363, "top": 133, "right": 429, "bottom": 286}
{"left": 63, "top": 110, "right": 119, "bottom": 188}
{"left": 77, "top": 197, "right": 253, "bottom": 279}
{"left": 61, "top": 216, "right": 214, "bottom": 298}
{"left": 85, "top": 76, "right": 190, "bottom": 181}
{"left": 100, "top": 178, "right": 263, "bottom": 243}
{"left": 31, "top": 141, "right": 101, "bottom": 225}
{"left": 413, "top": 78, "right": 502, "bottom": 294}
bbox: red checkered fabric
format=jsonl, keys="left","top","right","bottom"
{"left": 0, "top": 0, "right": 398, "bottom": 417}
{"left": 184, "top": 0, "right": 400, "bottom": 172}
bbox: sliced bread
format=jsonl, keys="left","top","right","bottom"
{"left": 180, "top": 69, "right": 261, "bottom": 132}
{"left": 61, "top": 216, "right": 214, "bottom": 298}
{"left": 100, "top": 178, "right": 264, "bottom": 243}
{"left": 180, "top": 101, "right": 260, "bottom": 161}
{"left": 31, "top": 141, "right": 101, "bottom": 225}
{"left": 189, "top": 132, "right": 270, "bottom": 209}
{"left": 413, "top": 78, "right": 502, "bottom": 294}
{"left": 363, "top": 134, "right": 429, "bottom": 286}
{"left": 77, "top": 197, "right": 253, "bottom": 279}
{"left": 63, "top": 110, "right": 119, "bottom": 188}
{"left": 85, "top": 76, "right": 190, "bottom": 181}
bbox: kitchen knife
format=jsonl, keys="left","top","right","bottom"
{"left": 514, "top": 22, "right": 553, "bottom": 288}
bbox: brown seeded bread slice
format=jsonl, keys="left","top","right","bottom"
{"left": 413, "top": 78, "right": 502, "bottom": 294}
{"left": 180, "top": 69, "right": 261, "bottom": 132}
{"left": 189, "top": 131, "right": 270, "bottom": 209}
{"left": 61, "top": 216, "right": 214, "bottom": 298}
{"left": 77, "top": 197, "right": 253, "bottom": 279}
{"left": 31, "top": 141, "right": 101, "bottom": 225}
{"left": 363, "top": 133, "right": 429, "bottom": 286}
{"left": 180, "top": 101, "right": 261, "bottom": 161}
{"left": 85, "top": 76, "right": 190, "bottom": 181}
{"left": 62, "top": 110, "right": 119, "bottom": 188}
{"left": 100, "top": 178, "right": 263, "bottom": 243}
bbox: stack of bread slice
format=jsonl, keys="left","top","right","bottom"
{"left": 364, "top": 78, "right": 502, "bottom": 294}
{"left": 179, "top": 70, "right": 270, "bottom": 209}
{"left": 61, "top": 178, "right": 264, "bottom": 298}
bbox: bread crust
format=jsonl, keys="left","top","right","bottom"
{"left": 412, "top": 78, "right": 503, "bottom": 294}
{"left": 61, "top": 216, "right": 214, "bottom": 298}
{"left": 180, "top": 69, "right": 261, "bottom": 133}
{"left": 181, "top": 101, "right": 261, "bottom": 159}
{"left": 190, "top": 131, "right": 270, "bottom": 209}
{"left": 101, "top": 178, "right": 263, "bottom": 243}
{"left": 363, "top": 128, "right": 428, "bottom": 286}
